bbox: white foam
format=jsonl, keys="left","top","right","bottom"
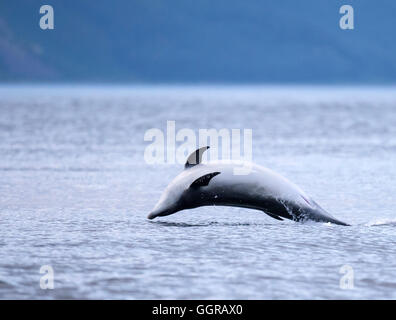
{"left": 365, "top": 218, "right": 396, "bottom": 226}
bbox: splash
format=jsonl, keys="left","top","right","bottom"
{"left": 365, "top": 218, "right": 396, "bottom": 227}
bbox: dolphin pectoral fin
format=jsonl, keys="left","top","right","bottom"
{"left": 263, "top": 211, "right": 284, "bottom": 221}
{"left": 189, "top": 172, "right": 221, "bottom": 188}
{"left": 185, "top": 146, "right": 210, "bottom": 169}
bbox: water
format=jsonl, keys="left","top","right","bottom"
{"left": 0, "top": 85, "right": 396, "bottom": 299}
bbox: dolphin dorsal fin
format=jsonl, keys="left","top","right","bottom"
{"left": 189, "top": 172, "right": 220, "bottom": 188}
{"left": 185, "top": 146, "right": 210, "bottom": 169}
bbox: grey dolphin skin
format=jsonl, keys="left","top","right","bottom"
{"left": 148, "top": 146, "right": 349, "bottom": 226}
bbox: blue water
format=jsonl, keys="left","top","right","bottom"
{"left": 0, "top": 85, "right": 396, "bottom": 299}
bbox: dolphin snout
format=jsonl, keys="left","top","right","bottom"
{"left": 147, "top": 210, "right": 160, "bottom": 220}
{"left": 147, "top": 206, "right": 178, "bottom": 220}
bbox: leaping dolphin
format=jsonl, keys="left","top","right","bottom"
{"left": 148, "top": 146, "right": 349, "bottom": 226}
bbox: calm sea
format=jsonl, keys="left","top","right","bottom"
{"left": 0, "top": 85, "right": 395, "bottom": 299}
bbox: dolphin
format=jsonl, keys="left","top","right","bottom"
{"left": 148, "top": 146, "right": 349, "bottom": 226}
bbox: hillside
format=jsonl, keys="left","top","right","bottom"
{"left": 0, "top": 0, "right": 395, "bottom": 83}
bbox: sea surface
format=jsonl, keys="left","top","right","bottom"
{"left": 0, "top": 85, "right": 396, "bottom": 299}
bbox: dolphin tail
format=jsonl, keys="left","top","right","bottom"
{"left": 276, "top": 200, "right": 350, "bottom": 226}
{"left": 304, "top": 205, "right": 350, "bottom": 226}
